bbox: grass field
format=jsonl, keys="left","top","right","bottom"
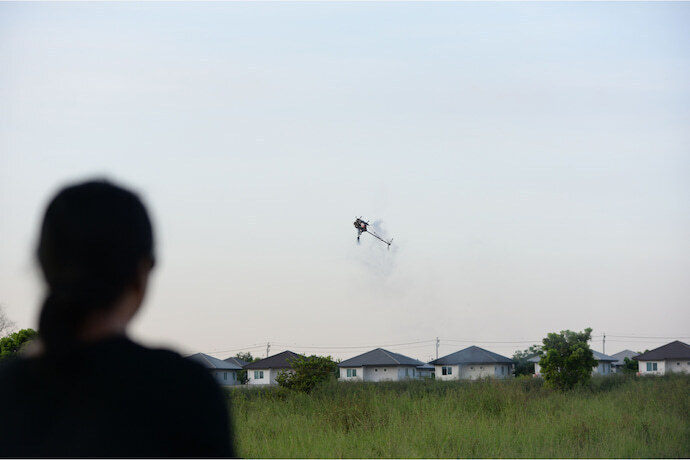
{"left": 227, "top": 373, "right": 690, "bottom": 458}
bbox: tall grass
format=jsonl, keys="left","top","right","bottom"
{"left": 228, "top": 373, "right": 690, "bottom": 458}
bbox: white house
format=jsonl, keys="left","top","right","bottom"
{"left": 431, "top": 346, "right": 514, "bottom": 380}
{"left": 634, "top": 341, "right": 690, "bottom": 376}
{"left": 610, "top": 349, "right": 639, "bottom": 373}
{"left": 187, "top": 352, "right": 243, "bottom": 386}
{"left": 338, "top": 348, "right": 431, "bottom": 382}
{"left": 244, "top": 350, "right": 303, "bottom": 385}
{"left": 530, "top": 349, "right": 617, "bottom": 377}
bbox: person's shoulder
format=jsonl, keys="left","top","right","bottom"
{"left": 121, "top": 338, "right": 209, "bottom": 377}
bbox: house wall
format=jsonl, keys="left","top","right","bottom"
{"left": 417, "top": 368, "right": 434, "bottom": 378}
{"left": 436, "top": 364, "right": 512, "bottom": 380}
{"left": 638, "top": 360, "right": 666, "bottom": 376}
{"left": 247, "top": 368, "right": 270, "bottom": 385}
{"left": 247, "top": 368, "right": 294, "bottom": 385}
{"left": 435, "top": 364, "right": 459, "bottom": 381}
{"left": 665, "top": 359, "right": 690, "bottom": 374}
{"left": 593, "top": 362, "right": 613, "bottom": 375}
{"left": 460, "top": 363, "right": 497, "bottom": 380}
{"left": 362, "top": 366, "right": 399, "bottom": 382}
{"left": 211, "top": 369, "right": 239, "bottom": 386}
{"left": 396, "top": 366, "right": 421, "bottom": 380}
{"left": 339, "top": 367, "right": 364, "bottom": 381}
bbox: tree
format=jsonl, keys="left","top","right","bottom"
{"left": 622, "top": 356, "right": 639, "bottom": 374}
{"left": 539, "top": 328, "right": 598, "bottom": 391}
{"left": 0, "top": 329, "right": 38, "bottom": 360}
{"left": 0, "top": 305, "right": 16, "bottom": 337}
{"left": 235, "top": 352, "right": 256, "bottom": 385}
{"left": 236, "top": 352, "right": 255, "bottom": 363}
{"left": 513, "top": 344, "right": 542, "bottom": 377}
{"left": 275, "top": 355, "right": 338, "bottom": 393}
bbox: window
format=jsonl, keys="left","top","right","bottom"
{"left": 442, "top": 366, "right": 452, "bottom": 375}
{"left": 346, "top": 369, "right": 357, "bottom": 377}
{"left": 375, "top": 368, "right": 378, "bottom": 372}
{"left": 405, "top": 368, "right": 409, "bottom": 376}
{"left": 384, "top": 368, "right": 387, "bottom": 372}
{"left": 448, "top": 366, "right": 452, "bottom": 375}
{"left": 413, "top": 369, "right": 416, "bottom": 376}
{"left": 501, "top": 366, "right": 505, "bottom": 375}
{"left": 254, "top": 370, "right": 264, "bottom": 379}
{"left": 224, "top": 372, "right": 227, "bottom": 381}
{"left": 646, "top": 362, "right": 657, "bottom": 372}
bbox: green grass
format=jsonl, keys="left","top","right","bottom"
{"left": 227, "top": 373, "right": 690, "bottom": 458}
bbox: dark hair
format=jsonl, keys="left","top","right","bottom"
{"left": 37, "top": 180, "right": 155, "bottom": 351}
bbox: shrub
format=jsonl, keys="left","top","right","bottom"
{"left": 275, "top": 355, "right": 338, "bottom": 393}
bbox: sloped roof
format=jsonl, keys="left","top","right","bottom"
{"left": 591, "top": 350, "right": 616, "bottom": 362}
{"left": 417, "top": 363, "right": 435, "bottom": 370}
{"left": 633, "top": 341, "right": 690, "bottom": 361}
{"left": 244, "top": 351, "right": 304, "bottom": 369}
{"left": 187, "top": 353, "right": 243, "bottom": 370}
{"left": 431, "top": 346, "right": 513, "bottom": 365}
{"left": 338, "top": 348, "right": 426, "bottom": 368}
{"left": 528, "top": 356, "right": 540, "bottom": 363}
{"left": 610, "top": 349, "right": 639, "bottom": 366}
{"left": 224, "top": 357, "right": 248, "bottom": 368}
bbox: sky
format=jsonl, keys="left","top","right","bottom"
{"left": 1, "top": 2, "right": 689, "bottom": 363}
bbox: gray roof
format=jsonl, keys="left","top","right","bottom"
{"left": 187, "top": 353, "right": 243, "bottom": 370}
{"left": 431, "top": 346, "right": 514, "bottom": 365}
{"left": 417, "top": 363, "right": 435, "bottom": 370}
{"left": 610, "top": 350, "right": 639, "bottom": 366}
{"left": 634, "top": 341, "right": 690, "bottom": 361}
{"left": 338, "top": 348, "right": 426, "bottom": 368}
{"left": 528, "top": 356, "right": 540, "bottom": 363}
{"left": 244, "top": 350, "right": 304, "bottom": 370}
{"left": 224, "top": 357, "right": 249, "bottom": 368}
{"left": 591, "top": 350, "right": 617, "bottom": 362}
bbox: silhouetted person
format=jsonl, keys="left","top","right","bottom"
{"left": 0, "top": 180, "right": 235, "bottom": 457}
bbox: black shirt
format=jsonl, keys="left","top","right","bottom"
{"left": 0, "top": 336, "right": 235, "bottom": 458}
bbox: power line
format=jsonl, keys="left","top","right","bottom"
{"left": 270, "top": 339, "right": 436, "bottom": 350}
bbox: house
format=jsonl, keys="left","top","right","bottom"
{"left": 633, "top": 341, "right": 690, "bottom": 375}
{"left": 529, "top": 349, "right": 617, "bottom": 377}
{"left": 591, "top": 350, "right": 616, "bottom": 375}
{"left": 431, "top": 346, "right": 514, "bottom": 380}
{"left": 610, "top": 349, "right": 639, "bottom": 373}
{"left": 187, "top": 353, "right": 243, "bottom": 386}
{"left": 244, "top": 350, "right": 303, "bottom": 385}
{"left": 338, "top": 348, "right": 431, "bottom": 382}
{"left": 223, "top": 356, "right": 248, "bottom": 368}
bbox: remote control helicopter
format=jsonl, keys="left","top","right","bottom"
{"left": 353, "top": 217, "right": 393, "bottom": 249}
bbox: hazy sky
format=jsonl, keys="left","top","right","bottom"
{"left": 1, "top": 2, "right": 689, "bottom": 362}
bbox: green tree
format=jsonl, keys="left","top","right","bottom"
{"left": 539, "top": 328, "right": 597, "bottom": 391}
{"left": 0, "top": 328, "right": 38, "bottom": 360}
{"left": 236, "top": 352, "right": 255, "bottom": 363}
{"left": 622, "top": 356, "right": 639, "bottom": 374}
{"left": 513, "top": 344, "right": 542, "bottom": 377}
{"left": 275, "top": 355, "right": 338, "bottom": 393}
{"left": 235, "top": 352, "right": 256, "bottom": 385}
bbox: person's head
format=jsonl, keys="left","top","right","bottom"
{"left": 37, "top": 179, "right": 155, "bottom": 352}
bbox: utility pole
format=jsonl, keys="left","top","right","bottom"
{"left": 436, "top": 337, "right": 440, "bottom": 360}
{"left": 266, "top": 342, "right": 270, "bottom": 358}
{"left": 603, "top": 333, "right": 605, "bottom": 355}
